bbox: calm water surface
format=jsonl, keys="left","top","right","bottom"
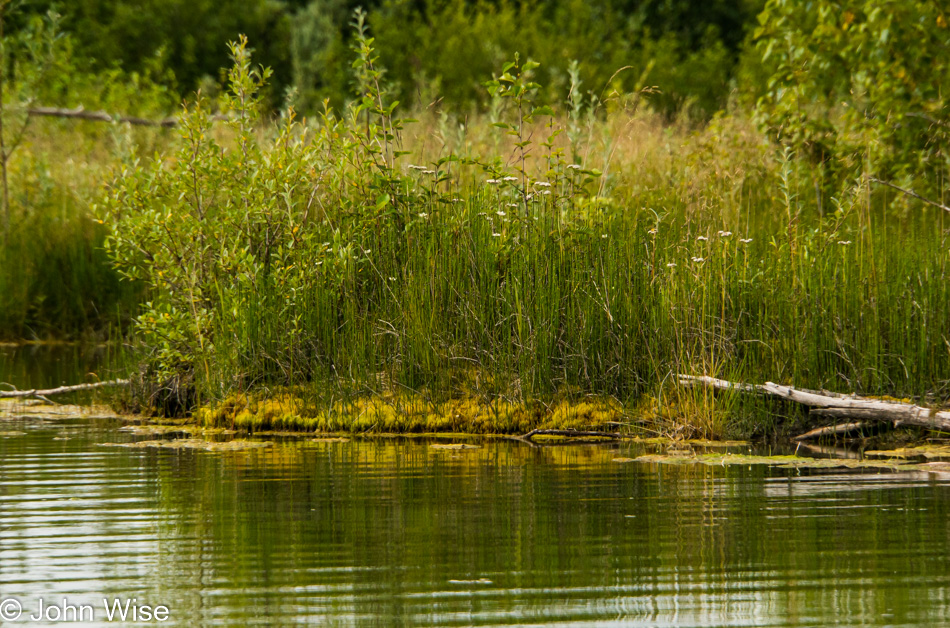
{"left": 1, "top": 349, "right": 950, "bottom": 626}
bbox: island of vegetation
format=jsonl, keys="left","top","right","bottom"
{"left": 1, "top": 1, "right": 949, "bottom": 444}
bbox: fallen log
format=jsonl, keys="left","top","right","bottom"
{"left": 678, "top": 374, "right": 950, "bottom": 435}
{"left": 0, "top": 379, "right": 129, "bottom": 399}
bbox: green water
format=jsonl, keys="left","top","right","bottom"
{"left": 0, "top": 343, "right": 120, "bottom": 390}
{"left": 2, "top": 348, "right": 950, "bottom": 626}
{"left": 0, "top": 416, "right": 949, "bottom": 626}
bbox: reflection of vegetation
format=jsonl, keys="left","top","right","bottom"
{"left": 634, "top": 451, "right": 950, "bottom": 473}
{"left": 135, "top": 437, "right": 950, "bottom": 624}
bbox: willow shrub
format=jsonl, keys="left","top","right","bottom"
{"left": 103, "top": 35, "right": 603, "bottom": 405}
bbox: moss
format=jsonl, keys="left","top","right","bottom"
{"left": 194, "top": 389, "right": 627, "bottom": 435}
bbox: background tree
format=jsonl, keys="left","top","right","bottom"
{"left": 755, "top": 0, "right": 950, "bottom": 192}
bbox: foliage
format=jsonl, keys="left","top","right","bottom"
{"left": 100, "top": 28, "right": 950, "bottom": 437}
{"left": 754, "top": 0, "right": 950, "bottom": 186}
{"left": 21, "top": 0, "right": 763, "bottom": 117}
{"left": 26, "top": 0, "right": 292, "bottom": 101}
{"left": 0, "top": 3, "right": 170, "bottom": 340}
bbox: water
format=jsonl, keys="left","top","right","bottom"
{"left": 0, "top": 343, "right": 119, "bottom": 391}
{"left": 1, "top": 415, "right": 949, "bottom": 627}
{"left": 2, "top": 348, "right": 950, "bottom": 626}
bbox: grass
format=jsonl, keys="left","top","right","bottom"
{"left": 0, "top": 118, "right": 165, "bottom": 340}
{"left": 7, "top": 43, "right": 950, "bottom": 441}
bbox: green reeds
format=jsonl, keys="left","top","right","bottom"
{"left": 92, "top": 39, "right": 950, "bottom": 437}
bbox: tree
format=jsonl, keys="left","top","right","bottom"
{"left": 755, "top": 0, "right": 950, "bottom": 187}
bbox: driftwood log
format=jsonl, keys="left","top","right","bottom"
{"left": 0, "top": 379, "right": 129, "bottom": 399}
{"left": 679, "top": 374, "right": 950, "bottom": 438}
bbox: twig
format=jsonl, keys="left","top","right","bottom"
{"left": 868, "top": 177, "right": 950, "bottom": 213}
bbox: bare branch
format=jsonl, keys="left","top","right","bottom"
{"left": 869, "top": 176, "right": 950, "bottom": 214}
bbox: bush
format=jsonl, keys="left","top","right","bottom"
{"left": 754, "top": 0, "right": 950, "bottom": 189}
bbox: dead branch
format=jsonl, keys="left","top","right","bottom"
{"left": 0, "top": 379, "right": 129, "bottom": 399}
{"left": 678, "top": 374, "right": 950, "bottom": 435}
{"left": 793, "top": 420, "right": 867, "bottom": 441}
{"left": 26, "top": 106, "right": 228, "bottom": 128}
{"left": 869, "top": 177, "right": 950, "bottom": 214}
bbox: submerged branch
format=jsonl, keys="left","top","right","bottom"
{"left": 793, "top": 420, "right": 867, "bottom": 441}
{"left": 0, "top": 379, "right": 129, "bottom": 399}
{"left": 520, "top": 428, "right": 631, "bottom": 441}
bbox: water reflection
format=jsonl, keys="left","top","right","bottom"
{"left": 0, "top": 343, "right": 122, "bottom": 393}
{"left": 1, "top": 419, "right": 949, "bottom": 626}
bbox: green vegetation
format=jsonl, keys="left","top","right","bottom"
{"left": 26, "top": 0, "right": 762, "bottom": 116}
{"left": 0, "top": 5, "right": 174, "bottom": 339}
{"left": 2, "top": 2, "right": 949, "bottom": 439}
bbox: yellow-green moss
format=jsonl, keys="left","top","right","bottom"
{"left": 194, "top": 390, "right": 626, "bottom": 435}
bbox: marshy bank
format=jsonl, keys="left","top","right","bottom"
{"left": 98, "top": 44, "right": 949, "bottom": 442}
{"left": 3, "top": 10, "right": 950, "bottom": 444}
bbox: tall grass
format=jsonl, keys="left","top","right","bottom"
{"left": 0, "top": 119, "right": 161, "bottom": 340}
{"left": 91, "top": 38, "right": 950, "bottom": 437}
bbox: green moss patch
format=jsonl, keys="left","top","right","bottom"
{"left": 193, "top": 391, "right": 626, "bottom": 435}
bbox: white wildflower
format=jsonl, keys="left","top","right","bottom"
{"left": 838, "top": 240, "right": 852, "bottom": 245}
{"left": 648, "top": 228, "right": 657, "bottom": 235}
{"left": 691, "top": 257, "right": 705, "bottom": 262}
{"left": 423, "top": 169, "right": 436, "bottom": 175}
{"left": 534, "top": 181, "right": 552, "bottom": 187}
{"left": 739, "top": 238, "right": 752, "bottom": 244}
{"left": 497, "top": 210, "right": 506, "bottom": 217}
{"left": 408, "top": 165, "right": 426, "bottom": 170}
{"left": 388, "top": 276, "right": 396, "bottom": 281}
{"left": 486, "top": 179, "right": 500, "bottom": 185}
{"left": 718, "top": 231, "right": 732, "bottom": 237}
{"left": 503, "top": 176, "right": 518, "bottom": 182}
{"left": 601, "top": 234, "right": 608, "bottom": 239}
{"left": 666, "top": 262, "right": 676, "bottom": 268}
{"left": 696, "top": 235, "right": 708, "bottom": 241}
{"left": 492, "top": 232, "right": 502, "bottom": 237}
{"left": 418, "top": 212, "right": 428, "bottom": 219}
{"left": 567, "top": 164, "right": 581, "bottom": 170}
